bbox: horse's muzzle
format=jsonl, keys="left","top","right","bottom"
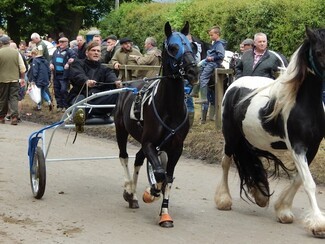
{"left": 185, "top": 64, "right": 199, "bottom": 85}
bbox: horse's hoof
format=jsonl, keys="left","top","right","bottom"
{"left": 129, "top": 200, "right": 139, "bottom": 209}
{"left": 159, "top": 213, "right": 174, "bottom": 228}
{"left": 123, "top": 190, "right": 139, "bottom": 209}
{"left": 277, "top": 214, "right": 294, "bottom": 224}
{"left": 312, "top": 229, "right": 325, "bottom": 238}
{"left": 143, "top": 188, "right": 160, "bottom": 203}
{"left": 123, "top": 190, "right": 131, "bottom": 202}
{"left": 143, "top": 190, "right": 154, "bottom": 203}
{"left": 250, "top": 186, "right": 269, "bottom": 207}
{"left": 214, "top": 192, "right": 232, "bottom": 210}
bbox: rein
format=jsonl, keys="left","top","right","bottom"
{"left": 93, "top": 74, "right": 183, "bottom": 86}
{"left": 308, "top": 47, "right": 325, "bottom": 80}
{"left": 150, "top": 80, "right": 189, "bottom": 151}
{"left": 148, "top": 36, "right": 194, "bottom": 151}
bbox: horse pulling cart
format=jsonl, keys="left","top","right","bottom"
{"left": 27, "top": 87, "right": 136, "bottom": 199}
{"left": 27, "top": 21, "right": 198, "bottom": 228}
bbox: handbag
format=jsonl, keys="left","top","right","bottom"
{"left": 28, "top": 82, "right": 42, "bottom": 104}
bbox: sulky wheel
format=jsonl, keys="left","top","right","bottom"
{"left": 30, "top": 146, "right": 46, "bottom": 199}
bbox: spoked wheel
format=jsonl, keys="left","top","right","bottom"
{"left": 146, "top": 151, "right": 168, "bottom": 186}
{"left": 30, "top": 146, "right": 46, "bottom": 199}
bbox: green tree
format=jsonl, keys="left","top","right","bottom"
{"left": 0, "top": 0, "right": 150, "bottom": 43}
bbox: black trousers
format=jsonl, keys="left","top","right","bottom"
{"left": 70, "top": 92, "right": 118, "bottom": 118}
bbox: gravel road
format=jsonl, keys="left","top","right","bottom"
{"left": 0, "top": 121, "right": 324, "bottom": 243}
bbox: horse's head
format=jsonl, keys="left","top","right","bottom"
{"left": 163, "top": 21, "right": 198, "bottom": 85}
{"left": 306, "top": 27, "right": 325, "bottom": 78}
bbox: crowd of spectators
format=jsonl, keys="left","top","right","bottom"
{"left": 0, "top": 31, "right": 164, "bottom": 125}
{"left": 0, "top": 27, "right": 287, "bottom": 126}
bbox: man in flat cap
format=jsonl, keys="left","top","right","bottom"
{"left": 241, "top": 38, "right": 254, "bottom": 52}
{"left": 50, "top": 36, "right": 76, "bottom": 112}
{"left": 0, "top": 36, "right": 26, "bottom": 125}
{"left": 110, "top": 37, "right": 143, "bottom": 81}
{"left": 101, "top": 35, "right": 120, "bottom": 64}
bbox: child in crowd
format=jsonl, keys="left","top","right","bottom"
{"left": 28, "top": 48, "right": 52, "bottom": 111}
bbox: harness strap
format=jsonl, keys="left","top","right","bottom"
{"left": 309, "top": 48, "right": 325, "bottom": 80}
{"left": 150, "top": 81, "right": 189, "bottom": 151}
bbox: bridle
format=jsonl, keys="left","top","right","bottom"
{"left": 308, "top": 47, "right": 325, "bottom": 80}
{"left": 164, "top": 32, "right": 197, "bottom": 78}
{"left": 148, "top": 32, "right": 196, "bottom": 151}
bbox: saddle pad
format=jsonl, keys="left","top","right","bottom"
{"left": 130, "top": 79, "right": 160, "bottom": 121}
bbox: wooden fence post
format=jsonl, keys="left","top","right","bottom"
{"left": 214, "top": 68, "right": 234, "bottom": 129}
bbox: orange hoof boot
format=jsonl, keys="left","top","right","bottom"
{"left": 159, "top": 213, "right": 174, "bottom": 228}
{"left": 143, "top": 190, "right": 154, "bottom": 203}
{"left": 143, "top": 188, "right": 160, "bottom": 203}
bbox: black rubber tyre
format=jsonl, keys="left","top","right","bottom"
{"left": 30, "top": 146, "right": 46, "bottom": 199}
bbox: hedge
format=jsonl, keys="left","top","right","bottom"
{"left": 99, "top": 0, "right": 324, "bottom": 58}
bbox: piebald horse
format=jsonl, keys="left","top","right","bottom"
{"left": 114, "top": 21, "right": 198, "bottom": 227}
{"left": 215, "top": 27, "right": 325, "bottom": 237}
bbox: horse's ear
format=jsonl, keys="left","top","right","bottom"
{"left": 305, "top": 26, "right": 316, "bottom": 42}
{"left": 165, "top": 22, "right": 172, "bottom": 38}
{"left": 181, "top": 21, "right": 190, "bottom": 36}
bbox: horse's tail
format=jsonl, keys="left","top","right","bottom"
{"left": 232, "top": 135, "right": 290, "bottom": 204}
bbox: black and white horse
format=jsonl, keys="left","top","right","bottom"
{"left": 114, "top": 21, "right": 198, "bottom": 227}
{"left": 215, "top": 27, "right": 325, "bottom": 237}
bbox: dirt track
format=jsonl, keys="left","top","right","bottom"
{"left": 1, "top": 121, "right": 325, "bottom": 243}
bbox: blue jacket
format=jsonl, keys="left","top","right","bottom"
{"left": 30, "top": 56, "right": 51, "bottom": 87}
{"left": 51, "top": 47, "right": 76, "bottom": 77}
{"left": 206, "top": 39, "right": 226, "bottom": 66}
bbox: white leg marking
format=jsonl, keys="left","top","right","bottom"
{"left": 215, "top": 154, "right": 232, "bottom": 210}
{"left": 161, "top": 182, "right": 172, "bottom": 215}
{"left": 275, "top": 173, "right": 302, "bottom": 223}
{"left": 131, "top": 165, "right": 141, "bottom": 201}
{"left": 291, "top": 153, "right": 325, "bottom": 237}
{"left": 120, "top": 157, "right": 133, "bottom": 194}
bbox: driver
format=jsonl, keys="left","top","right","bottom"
{"left": 68, "top": 41, "right": 122, "bottom": 123}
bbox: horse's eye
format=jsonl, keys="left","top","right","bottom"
{"left": 169, "top": 44, "right": 179, "bottom": 57}
{"left": 315, "top": 50, "right": 323, "bottom": 58}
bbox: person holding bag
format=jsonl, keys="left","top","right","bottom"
{"left": 28, "top": 47, "right": 52, "bottom": 111}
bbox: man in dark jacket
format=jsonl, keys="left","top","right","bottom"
{"left": 50, "top": 37, "right": 76, "bottom": 112}
{"left": 100, "top": 35, "right": 120, "bottom": 64}
{"left": 235, "top": 32, "right": 282, "bottom": 79}
{"left": 68, "top": 41, "right": 122, "bottom": 120}
{"left": 76, "top": 35, "right": 87, "bottom": 59}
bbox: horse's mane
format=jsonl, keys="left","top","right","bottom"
{"left": 267, "top": 39, "right": 310, "bottom": 120}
